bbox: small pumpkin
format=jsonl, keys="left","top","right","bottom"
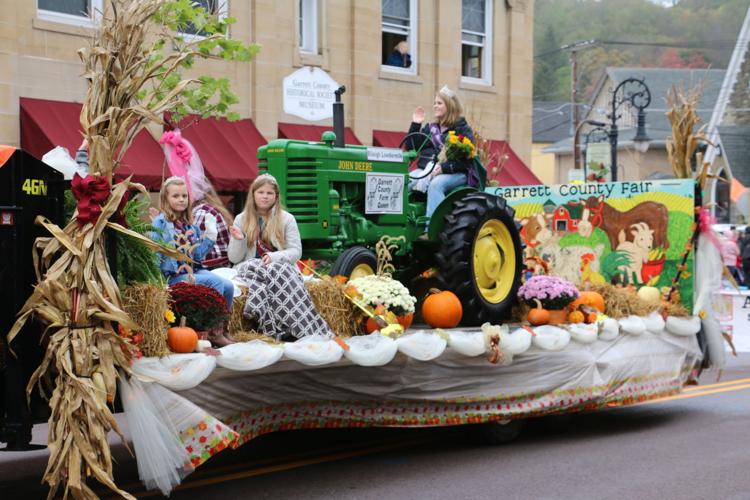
{"left": 571, "top": 291, "right": 605, "bottom": 313}
{"left": 637, "top": 286, "right": 661, "bottom": 304}
{"left": 167, "top": 317, "right": 198, "bottom": 353}
{"left": 422, "top": 289, "right": 462, "bottom": 328}
{"left": 584, "top": 312, "right": 598, "bottom": 324}
{"left": 527, "top": 299, "right": 550, "bottom": 326}
{"left": 568, "top": 310, "right": 585, "bottom": 323}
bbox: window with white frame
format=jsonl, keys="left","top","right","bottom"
{"left": 179, "top": 0, "right": 228, "bottom": 39}
{"left": 37, "top": 0, "right": 102, "bottom": 27}
{"left": 298, "top": 0, "right": 320, "bottom": 54}
{"left": 461, "top": 0, "right": 492, "bottom": 83}
{"left": 381, "top": 0, "right": 417, "bottom": 73}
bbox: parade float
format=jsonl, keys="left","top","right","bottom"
{"left": 3, "top": 2, "right": 729, "bottom": 498}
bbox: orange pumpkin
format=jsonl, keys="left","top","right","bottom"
{"left": 527, "top": 299, "right": 550, "bottom": 326}
{"left": 571, "top": 291, "right": 605, "bottom": 313}
{"left": 422, "top": 289, "right": 462, "bottom": 328}
{"left": 568, "top": 310, "right": 585, "bottom": 323}
{"left": 167, "top": 317, "right": 198, "bottom": 353}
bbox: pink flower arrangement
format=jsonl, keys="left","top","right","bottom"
{"left": 518, "top": 275, "right": 579, "bottom": 310}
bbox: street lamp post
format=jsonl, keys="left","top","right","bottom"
{"left": 608, "top": 77, "right": 652, "bottom": 182}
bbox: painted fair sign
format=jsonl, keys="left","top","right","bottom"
{"left": 487, "top": 179, "right": 696, "bottom": 310}
{"left": 283, "top": 67, "right": 339, "bottom": 121}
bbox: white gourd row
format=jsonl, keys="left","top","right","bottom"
{"left": 132, "top": 313, "right": 702, "bottom": 391}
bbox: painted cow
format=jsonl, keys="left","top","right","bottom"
{"left": 582, "top": 195, "right": 669, "bottom": 250}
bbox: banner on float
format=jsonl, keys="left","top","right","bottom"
{"left": 486, "top": 179, "right": 696, "bottom": 310}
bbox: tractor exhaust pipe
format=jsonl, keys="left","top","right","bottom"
{"left": 333, "top": 86, "right": 346, "bottom": 148}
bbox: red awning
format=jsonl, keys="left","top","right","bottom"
{"left": 372, "top": 130, "right": 406, "bottom": 148}
{"left": 486, "top": 140, "right": 540, "bottom": 186}
{"left": 278, "top": 122, "right": 362, "bottom": 145}
{"left": 19, "top": 97, "right": 165, "bottom": 189}
{"left": 169, "top": 115, "right": 266, "bottom": 192}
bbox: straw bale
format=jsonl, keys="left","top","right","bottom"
{"left": 305, "top": 279, "right": 363, "bottom": 337}
{"left": 122, "top": 284, "right": 171, "bottom": 357}
{"left": 588, "top": 284, "right": 662, "bottom": 318}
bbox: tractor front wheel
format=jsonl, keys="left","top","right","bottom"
{"left": 331, "top": 246, "right": 377, "bottom": 279}
{"left": 436, "top": 192, "right": 523, "bottom": 325}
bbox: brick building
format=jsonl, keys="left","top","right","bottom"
{"left": 0, "top": 0, "right": 536, "bottom": 190}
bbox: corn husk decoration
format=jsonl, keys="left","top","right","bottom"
{"left": 5, "top": 1, "right": 258, "bottom": 497}
{"left": 665, "top": 83, "right": 713, "bottom": 179}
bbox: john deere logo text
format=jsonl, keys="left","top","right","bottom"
{"left": 337, "top": 160, "right": 372, "bottom": 172}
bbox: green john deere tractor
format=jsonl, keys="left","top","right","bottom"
{"left": 257, "top": 90, "right": 523, "bottom": 325}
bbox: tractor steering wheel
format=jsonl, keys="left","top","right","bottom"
{"left": 399, "top": 131, "right": 438, "bottom": 180}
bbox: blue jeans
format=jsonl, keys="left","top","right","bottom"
{"left": 426, "top": 172, "right": 467, "bottom": 220}
{"left": 168, "top": 269, "right": 235, "bottom": 310}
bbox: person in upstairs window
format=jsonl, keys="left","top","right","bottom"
{"left": 405, "top": 85, "right": 474, "bottom": 238}
{"left": 386, "top": 40, "right": 412, "bottom": 68}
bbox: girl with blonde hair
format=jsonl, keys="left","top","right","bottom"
{"left": 405, "top": 85, "right": 475, "bottom": 236}
{"left": 228, "top": 174, "right": 300, "bottom": 265}
{"left": 229, "top": 174, "right": 330, "bottom": 341}
{"left": 150, "top": 176, "right": 235, "bottom": 309}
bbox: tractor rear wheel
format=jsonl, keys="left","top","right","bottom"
{"left": 436, "top": 192, "right": 523, "bottom": 325}
{"left": 331, "top": 246, "right": 377, "bottom": 279}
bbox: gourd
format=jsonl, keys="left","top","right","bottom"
{"left": 637, "top": 286, "right": 661, "bottom": 304}
{"left": 167, "top": 317, "right": 198, "bottom": 353}
{"left": 422, "top": 289, "right": 463, "bottom": 328}
{"left": 527, "top": 299, "right": 550, "bottom": 326}
{"left": 571, "top": 291, "right": 606, "bottom": 313}
{"left": 568, "top": 310, "right": 585, "bottom": 323}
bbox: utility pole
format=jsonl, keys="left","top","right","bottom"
{"left": 561, "top": 40, "right": 598, "bottom": 171}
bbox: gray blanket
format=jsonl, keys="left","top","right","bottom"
{"left": 235, "top": 259, "right": 333, "bottom": 340}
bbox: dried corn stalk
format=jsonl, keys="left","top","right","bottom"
{"left": 8, "top": 181, "right": 181, "bottom": 499}
{"left": 6, "top": 1, "right": 257, "bottom": 497}
{"left": 665, "top": 84, "right": 713, "bottom": 179}
{"left": 375, "top": 235, "right": 405, "bottom": 277}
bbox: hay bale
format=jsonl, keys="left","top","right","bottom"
{"left": 228, "top": 286, "right": 259, "bottom": 335}
{"left": 305, "top": 279, "right": 362, "bottom": 337}
{"left": 122, "top": 284, "right": 171, "bottom": 357}
{"left": 588, "top": 284, "right": 661, "bottom": 318}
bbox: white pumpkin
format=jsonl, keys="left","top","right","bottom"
{"left": 637, "top": 286, "right": 662, "bottom": 304}
{"left": 644, "top": 311, "right": 666, "bottom": 333}
{"left": 618, "top": 315, "right": 646, "bottom": 335}
{"left": 598, "top": 318, "right": 619, "bottom": 341}
{"left": 501, "top": 328, "right": 533, "bottom": 355}
{"left": 665, "top": 316, "right": 702, "bottom": 336}
{"left": 532, "top": 325, "right": 571, "bottom": 351}
{"left": 569, "top": 323, "right": 598, "bottom": 344}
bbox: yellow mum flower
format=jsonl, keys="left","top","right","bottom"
{"left": 449, "top": 135, "right": 459, "bottom": 144}
{"left": 462, "top": 137, "right": 471, "bottom": 145}
{"left": 164, "top": 309, "right": 176, "bottom": 323}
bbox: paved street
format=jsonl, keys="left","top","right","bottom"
{"left": 2, "top": 353, "right": 749, "bottom": 499}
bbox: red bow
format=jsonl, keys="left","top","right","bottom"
{"left": 71, "top": 173, "right": 111, "bottom": 227}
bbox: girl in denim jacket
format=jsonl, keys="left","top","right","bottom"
{"left": 151, "top": 176, "right": 235, "bottom": 310}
